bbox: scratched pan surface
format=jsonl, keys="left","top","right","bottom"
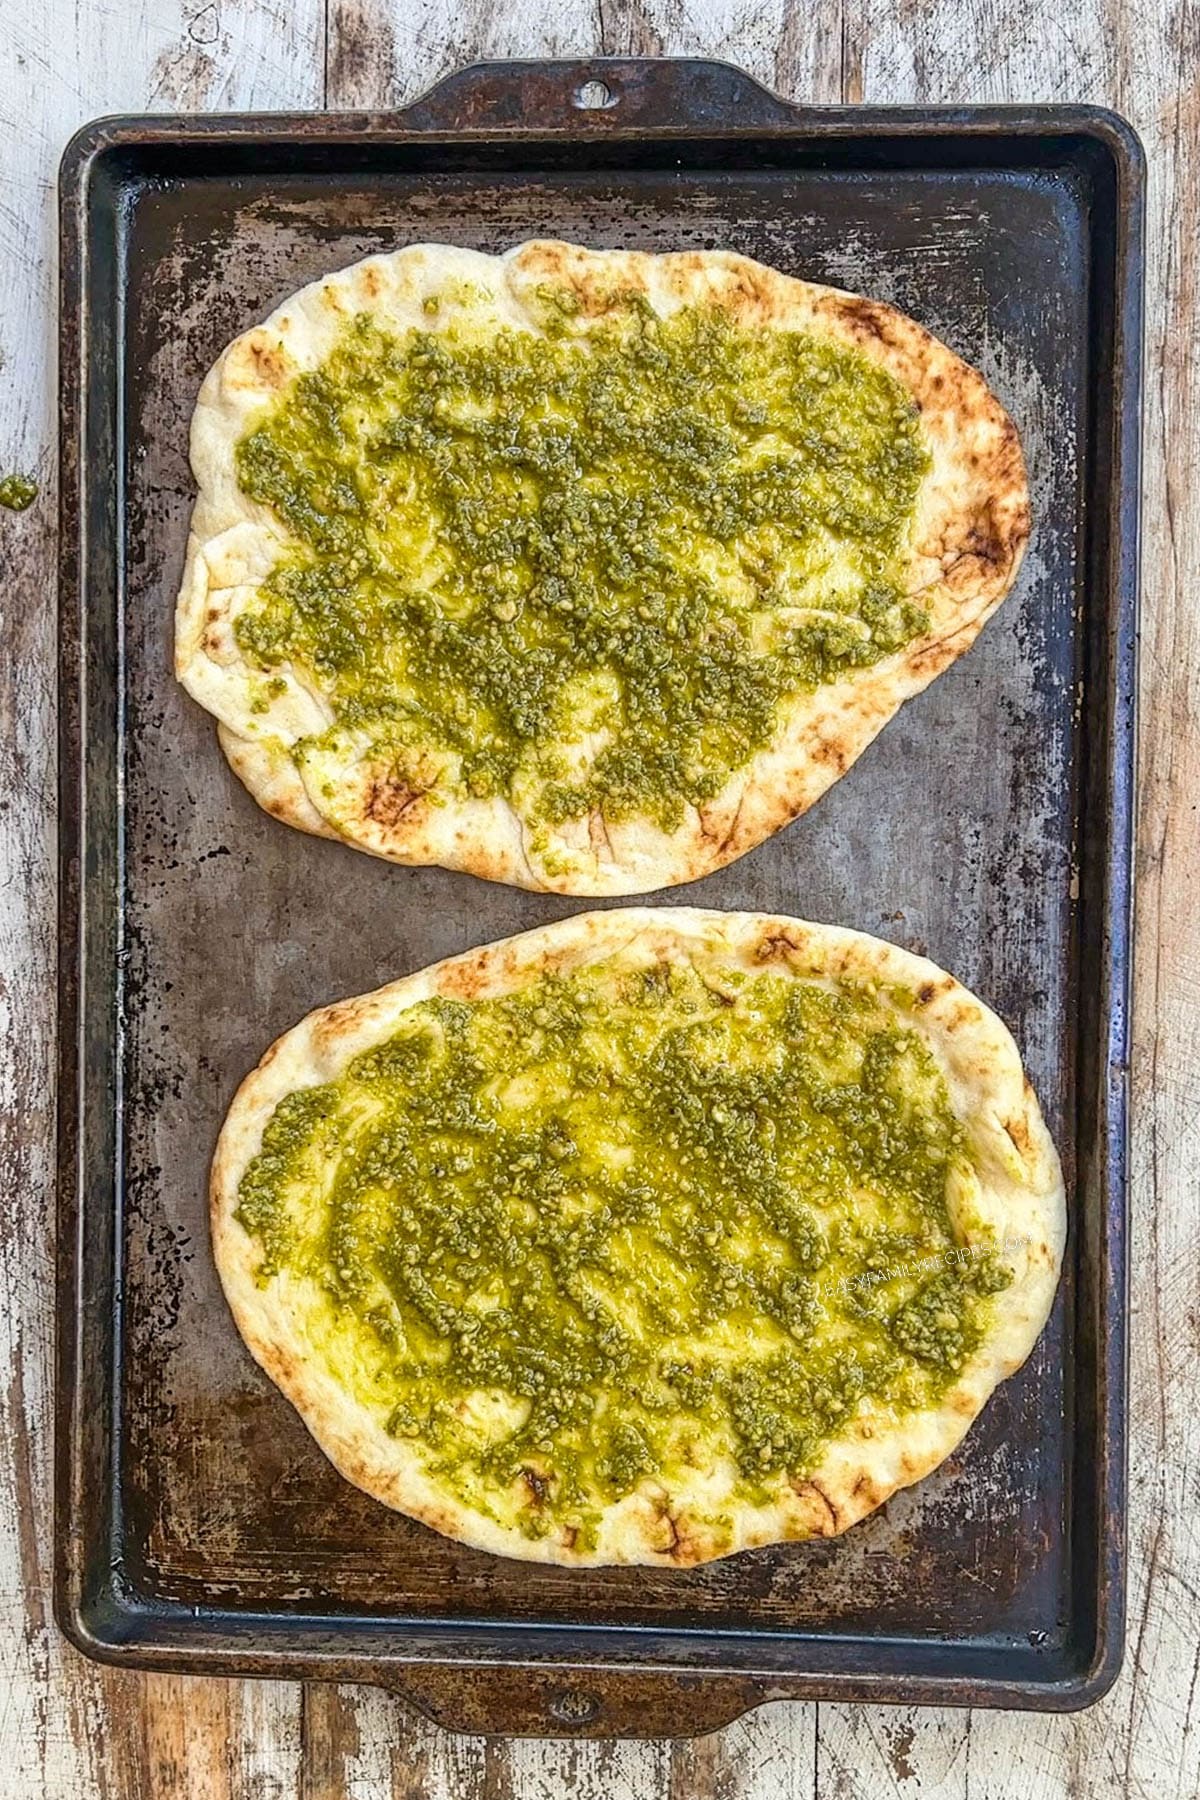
{"left": 56, "top": 60, "right": 1141, "bottom": 1735}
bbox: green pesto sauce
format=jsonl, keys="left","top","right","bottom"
{"left": 236, "top": 957, "right": 1010, "bottom": 1541}
{"left": 232, "top": 294, "right": 929, "bottom": 831}
{"left": 0, "top": 474, "right": 37, "bottom": 512}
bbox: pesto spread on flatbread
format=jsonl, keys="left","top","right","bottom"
{"left": 211, "top": 910, "right": 1065, "bottom": 1567}
{"left": 231, "top": 300, "right": 928, "bottom": 837}
{"left": 177, "top": 243, "right": 1030, "bottom": 894}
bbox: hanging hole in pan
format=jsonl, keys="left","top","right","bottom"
{"left": 574, "top": 79, "right": 616, "bottom": 111}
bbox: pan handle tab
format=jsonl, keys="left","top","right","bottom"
{"left": 396, "top": 57, "right": 801, "bottom": 135}
{"left": 371, "top": 1662, "right": 776, "bottom": 1738}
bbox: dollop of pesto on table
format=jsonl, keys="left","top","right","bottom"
{"left": 233, "top": 294, "right": 929, "bottom": 831}
{"left": 237, "top": 958, "right": 1010, "bottom": 1542}
{"left": 0, "top": 473, "right": 37, "bottom": 512}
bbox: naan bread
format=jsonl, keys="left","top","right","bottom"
{"left": 177, "top": 241, "right": 1029, "bottom": 895}
{"left": 212, "top": 909, "right": 1064, "bottom": 1567}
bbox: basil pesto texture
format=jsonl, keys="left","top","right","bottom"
{"left": 0, "top": 473, "right": 37, "bottom": 512}
{"left": 231, "top": 298, "right": 929, "bottom": 834}
{"left": 234, "top": 951, "right": 1012, "bottom": 1550}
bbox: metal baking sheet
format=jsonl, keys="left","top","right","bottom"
{"left": 56, "top": 58, "right": 1141, "bottom": 1735}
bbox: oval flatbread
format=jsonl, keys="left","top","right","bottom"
{"left": 176, "top": 241, "right": 1029, "bottom": 895}
{"left": 212, "top": 909, "right": 1064, "bottom": 1568}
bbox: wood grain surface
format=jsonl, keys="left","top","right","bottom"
{"left": 0, "top": 0, "right": 1192, "bottom": 1794}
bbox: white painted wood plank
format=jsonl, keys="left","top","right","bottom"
{"left": 499, "top": 1736, "right": 673, "bottom": 1800}
{"left": 850, "top": 0, "right": 1110, "bottom": 105}
{"left": 353, "top": 0, "right": 842, "bottom": 111}
{"left": 233, "top": 1679, "right": 304, "bottom": 1799}
{"left": 669, "top": 1702, "right": 818, "bottom": 1798}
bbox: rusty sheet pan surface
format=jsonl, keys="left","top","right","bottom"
{"left": 56, "top": 59, "right": 1141, "bottom": 1735}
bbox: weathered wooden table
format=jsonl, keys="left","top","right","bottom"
{"left": 2, "top": 2, "right": 1193, "bottom": 1794}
